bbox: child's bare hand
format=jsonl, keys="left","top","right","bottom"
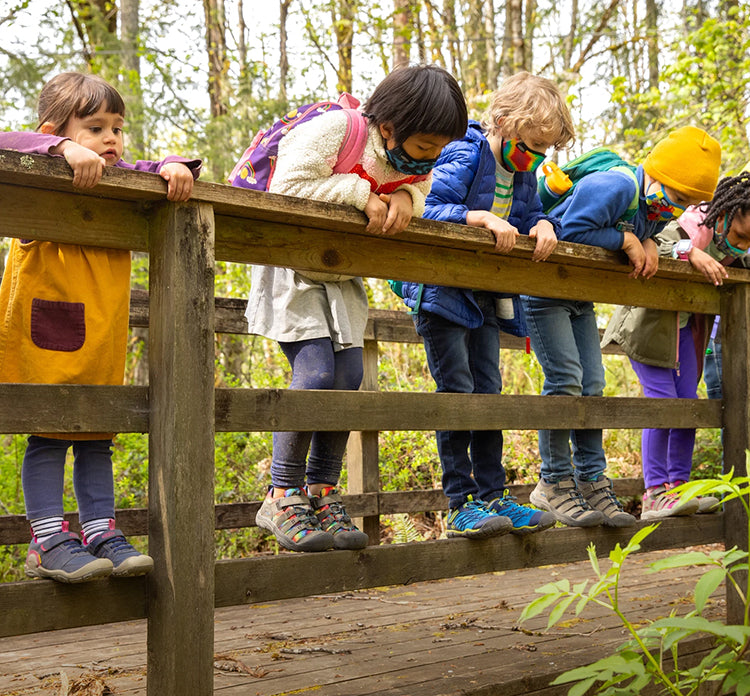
{"left": 641, "top": 237, "right": 659, "bottom": 279}
{"left": 466, "top": 211, "right": 518, "bottom": 253}
{"left": 689, "top": 246, "right": 729, "bottom": 286}
{"left": 364, "top": 192, "right": 389, "bottom": 234}
{"left": 622, "top": 231, "right": 647, "bottom": 278}
{"left": 529, "top": 220, "right": 558, "bottom": 261}
{"left": 55, "top": 141, "right": 105, "bottom": 189}
{"left": 160, "top": 162, "right": 194, "bottom": 201}
{"left": 379, "top": 190, "right": 413, "bottom": 235}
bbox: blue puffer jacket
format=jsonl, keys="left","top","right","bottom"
{"left": 398, "top": 121, "right": 561, "bottom": 332}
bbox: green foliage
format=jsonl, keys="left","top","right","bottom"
{"left": 520, "top": 466, "right": 750, "bottom": 695}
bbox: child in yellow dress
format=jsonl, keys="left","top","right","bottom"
{"left": 0, "top": 72, "right": 201, "bottom": 583}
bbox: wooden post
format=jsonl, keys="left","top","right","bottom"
{"left": 147, "top": 202, "right": 216, "bottom": 694}
{"left": 720, "top": 285, "right": 750, "bottom": 624}
{"left": 347, "top": 338, "right": 381, "bottom": 544}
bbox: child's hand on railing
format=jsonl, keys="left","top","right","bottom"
{"left": 622, "top": 232, "right": 648, "bottom": 278}
{"left": 378, "top": 190, "right": 413, "bottom": 235}
{"left": 53, "top": 140, "right": 106, "bottom": 189}
{"left": 364, "top": 192, "right": 389, "bottom": 234}
{"left": 529, "top": 220, "right": 558, "bottom": 262}
{"left": 688, "top": 246, "right": 729, "bottom": 286}
{"left": 160, "top": 163, "right": 195, "bottom": 201}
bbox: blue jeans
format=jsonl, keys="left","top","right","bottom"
{"left": 272, "top": 338, "right": 363, "bottom": 489}
{"left": 22, "top": 436, "right": 115, "bottom": 522}
{"left": 522, "top": 296, "right": 607, "bottom": 482}
{"left": 414, "top": 292, "right": 506, "bottom": 508}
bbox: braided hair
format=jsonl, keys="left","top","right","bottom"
{"left": 702, "top": 171, "right": 750, "bottom": 236}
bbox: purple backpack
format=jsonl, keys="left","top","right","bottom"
{"left": 228, "top": 93, "right": 368, "bottom": 190}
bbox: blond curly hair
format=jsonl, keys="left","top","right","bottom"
{"left": 481, "top": 72, "right": 575, "bottom": 149}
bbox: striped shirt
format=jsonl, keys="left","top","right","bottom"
{"left": 491, "top": 159, "right": 514, "bottom": 219}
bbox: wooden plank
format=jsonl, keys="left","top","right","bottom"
{"left": 214, "top": 215, "right": 724, "bottom": 313}
{"left": 0, "top": 577, "right": 147, "bottom": 637}
{"left": 0, "top": 479, "right": 645, "bottom": 545}
{"left": 1, "top": 151, "right": 746, "bottom": 314}
{"left": 215, "top": 389, "right": 722, "bottom": 432}
{"left": 0, "top": 184, "right": 149, "bottom": 251}
{"left": 720, "top": 284, "right": 750, "bottom": 624}
{"left": 213, "top": 515, "right": 724, "bottom": 607}
{"left": 347, "top": 339, "right": 382, "bottom": 544}
{"left": 146, "top": 202, "right": 216, "bottom": 695}
{"left": 0, "top": 517, "right": 722, "bottom": 638}
{"left": 0, "top": 384, "right": 148, "bottom": 434}
{"left": 7, "top": 386, "right": 711, "bottom": 438}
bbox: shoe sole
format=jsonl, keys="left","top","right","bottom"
{"left": 447, "top": 516, "right": 513, "bottom": 539}
{"left": 641, "top": 498, "right": 701, "bottom": 520}
{"left": 256, "top": 512, "right": 334, "bottom": 552}
{"left": 331, "top": 531, "right": 369, "bottom": 550}
{"left": 599, "top": 514, "right": 637, "bottom": 528}
{"left": 529, "top": 491, "right": 605, "bottom": 527}
{"left": 111, "top": 555, "right": 155, "bottom": 577}
{"left": 25, "top": 558, "right": 113, "bottom": 584}
{"left": 509, "top": 517, "right": 557, "bottom": 535}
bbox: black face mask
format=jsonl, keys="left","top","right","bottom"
{"left": 384, "top": 143, "right": 437, "bottom": 175}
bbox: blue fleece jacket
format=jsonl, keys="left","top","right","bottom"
{"left": 397, "top": 121, "right": 560, "bottom": 331}
{"left": 553, "top": 165, "right": 666, "bottom": 249}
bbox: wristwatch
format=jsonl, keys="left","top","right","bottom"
{"left": 672, "top": 239, "right": 693, "bottom": 260}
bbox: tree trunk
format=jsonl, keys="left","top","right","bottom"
{"left": 423, "top": 0, "right": 446, "bottom": 67}
{"left": 645, "top": 0, "right": 658, "bottom": 90}
{"left": 279, "top": 0, "right": 292, "bottom": 103}
{"left": 502, "top": 0, "right": 525, "bottom": 75}
{"left": 443, "top": 0, "right": 462, "bottom": 81}
{"left": 393, "top": 0, "right": 412, "bottom": 69}
{"left": 464, "top": 0, "right": 485, "bottom": 93}
{"left": 120, "top": 0, "right": 144, "bottom": 159}
{"left": 333, "top": 0, "right": 355, "bottom": 92}
{"left": 524, "top": 0, "right": 536, "bottom": 72}
{"left": 203, "top": 0, "right": 229, "bottom": 118}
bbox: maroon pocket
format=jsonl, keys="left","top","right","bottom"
{"left": 30, "top": 298, "right": 86, "bottom": 351}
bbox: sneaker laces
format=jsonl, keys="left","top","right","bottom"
{"left": 314, "top": 488, "right": 356, "bottom": 532}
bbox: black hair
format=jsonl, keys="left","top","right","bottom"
{"left": 363, "top": 64, "right": 468, "bottom": 144}
{"left": 702, "top": 172, "right": 750, "bottom": 235}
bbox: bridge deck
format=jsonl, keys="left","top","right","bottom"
{"left": 0, "top": 544, "right": 722, "bottom": 696}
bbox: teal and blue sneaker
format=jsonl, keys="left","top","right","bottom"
{"left": 487, "top": 492, "right": 556, "bottom": 535}
{"left": 446, "top": 495, "right": 512, "bottom": 539}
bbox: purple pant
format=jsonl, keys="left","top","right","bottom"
{"left": 629, "top": 324, "right": 698, "bottom": 488}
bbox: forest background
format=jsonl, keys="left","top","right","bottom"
{"left": 0, "top": 0, "right": 747, "bottom": 578}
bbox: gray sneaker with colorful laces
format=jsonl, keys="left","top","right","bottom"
{"left": 309, "top": 487, "right": 369, "bottom": 550}
{"left": 255, "top": 488, "right": 334, "bottom": 552}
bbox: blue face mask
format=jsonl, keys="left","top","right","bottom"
{"left": 384, "top": 143, "right": 437, "bottom": 176}
{"left": 715, "top": 214, "right": 749, "bottom": 258}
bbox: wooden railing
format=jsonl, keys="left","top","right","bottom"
{"left": 0, "top": 149, "right": 748, "bottom": 695}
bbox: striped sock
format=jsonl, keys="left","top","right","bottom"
{"left": 81, "top": 518, "right": 114, "bottom": 544}
{"left": 30, "top": 516, "right": 65, "bottom": 543}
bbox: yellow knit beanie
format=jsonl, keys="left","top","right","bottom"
{"left": 643, "top": 126, "right": 721, "bottom": 201}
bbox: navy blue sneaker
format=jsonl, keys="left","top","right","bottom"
{"left": 487, "top": 492, "right": 556, "bottom": 535}
{"left": 86, "top": 527, "right": 154, "bottom": 577}
{"left": 26, "top": 525, "right": 113, "bottom": 583}
{"left": 446, "top": 496, "right": 512, "bottom": 539}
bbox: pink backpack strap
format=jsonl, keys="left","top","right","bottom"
{"left": 679, "top": 205, "right": 713, "bottom": 250}
{"left": 333, "top": 109, "right": 368, "bottom": 175}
